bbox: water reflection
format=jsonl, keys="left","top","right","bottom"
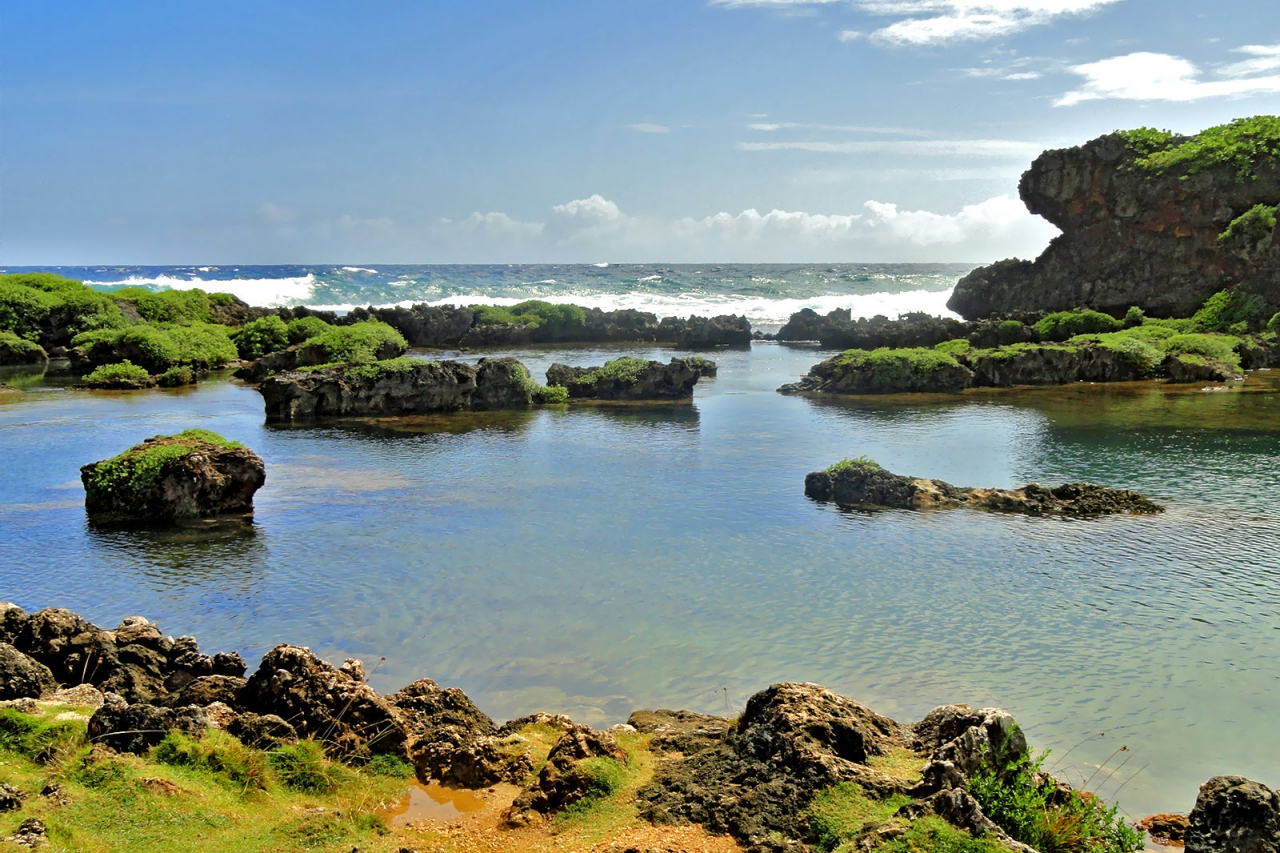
{"left": 84, "top": 519, "right": 268, "bottom": 595}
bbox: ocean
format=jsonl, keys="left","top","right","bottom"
{"left": 3, "top": 263, "right": 973, "bottom": 330}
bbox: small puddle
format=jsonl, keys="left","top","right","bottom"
{"left": 381, "top": 782, "right": 488, "bottom": 825}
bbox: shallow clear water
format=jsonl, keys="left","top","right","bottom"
{"left": 2, "top": 346, "right": 1279, "bottom": 820}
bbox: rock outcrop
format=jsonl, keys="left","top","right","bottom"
{"left": 804, "top": 460, "right": 1164, "bottom": 517}
{"left": 87, "top": 696, "right": 208, "bottom": 753}
{"left": 80, "top": 431, "right": 265, "bottom": 524}
{"left": 257, "top": 357, "right": 540, "bottom": 421}
{"left": 506, "top": 724, "right": 630, "bottom": 825}
{"left": 948, "top": 119, "right": 1280, "bottom": 320}
{"left": 0, "top": 605, "right": 245, "bottom": 705}
{"left": 0, "top": 644, "right": 56, "bottom": 701}
{"left": 1186, "top": 776, "right": 1280, "bottom": 853}
{"left": 545, "top": 357, "right": 715, "bottom": 401}
{"left": 660, "top": 314, "right": 752, "bottom": 349}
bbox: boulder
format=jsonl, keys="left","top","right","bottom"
{"left": 626, "top": 709, "right": 733, "bottom": 754}
{"left": 226, "top": 713, "right": 298, "bottom": 750}
{"left": 545, "top": 357, "right": 715, "bottom": 401}
{"left": 238, "top": 644, "right": 408, "bottom": 759}
{"left": 506, "top": 724, "right": 630, "bottom": 825}
{"left": 948, "top": 123, "right": 1280, "bottom": 320}
{"left": 80, "top": 431, "right": 265, "bottom": 524}
{"left": 161, "top": 675, "right": 246, "bottom": 708}
{"left": 661, "top": 314, "right": 752, "bottom": 349}
{"left": 87, "top": 699, "right": 208, "bottom": 753}
{"left": 387, "top": 679, "right": 530, "bottom": 787}
{"left": 258, "top": 357, "right": 538, "bottom": 421}
{"left": 1186, "top": 776, "right": 1280, "bottom": 853}
{"left": 1139, "top": 813, "right": 1190, "bottom": 845}
{"left": 0, "top": 644, "right": 56, "bottom": 700}
{"left": 805, "top": 460, "right": 1164, "bottom": 517}
{"left": 0, "top": 783, "right": 23, "bottom": 812}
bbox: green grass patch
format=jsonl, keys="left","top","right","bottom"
{"left": 934, "top": 338, "right": 971, "bottom": 354}
{"left": 300, "top": 356, "right": 424, "bottom": 379}
{"left": 1034, "top": 309, "right": 1123, "bottom": 341}
{"left": 804, "top": 782, "right": 910, "bottom": 851}
{"left": 365, "top": 754, "right": 414, "bottom": 779}
{"left": 876, "top": 815, "right": 1010, "bottom": 853}
{"left": 573, "top": 356, "right": 652, "bottom": 387}
{"left": 0, "top": 708, "right": 84, "bottom": 764}
{"left": 152, "top": 730, "right": 271, "bottom": 792}
{"left": 233, "top": 315, "right": 290, "bottom": 359}
{"left": 836, "top": 347, "right": 961, "bottom": 374}
{"left": 298, "top": 321, "right": 407, "bottom": 364}
{"left": 1131, "top": 115, "right": 1280, "bottom": 180}
{"left": 1068, "top": 332, "right": 1166, "bottom": 373}
{"left": 268, "top": 740, "right": 349, "bottom": 793}
{"left": 82, "top": 361, "right": 152, "bottom": 385}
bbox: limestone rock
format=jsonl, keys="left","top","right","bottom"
{"left": 626, "top": 709, "right": 733, "bottom": 754}
{"left": 506, "top": 724, "right": 629, "bottom": 824}
{"left": 87, "top": 702, "right": 208, "bottom": 753}
{"left": 1186, "top": 776, "right": 1280, "bottom": 853}
{"left": 226, "top": 712, "right": 298, "bottom": 750}
{"left": 545, "top": 357, "right": 715, "bottom": 401}
{"left": 0, "top": 644, "right": 56, "bottom": 700}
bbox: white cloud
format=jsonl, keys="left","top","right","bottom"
{"left": 838, "top": 30, "right": 864, "bottom": 41}
{"left": 715, "top": 0, "right": 1123, "bottom": 46}
{"left": 627, "top": 123, "right": 671, "bottom": 133}
{"left": 749, "top": 121, "right": 932, "bottom": 135}
{"left": 737, "top": 138, "right": 1045, "bottom": 157}
{"left": 1057, "top": 51, "right": 1280, "bottom": 105}
{"left": 1220, "top": 43, "right": 1280, "bottom": 78}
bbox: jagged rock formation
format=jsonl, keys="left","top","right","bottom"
{"left": 546, "top": 357, "right": 716, "bottom": 400}
{"left": 1186, "top": 776, "right": 1280, "bottom": 853}
{"left": 804, "top": 460, "right": 1163, "bottom": 517}
{"left": 80, "top": 431, "right": 265, "bottom": 523}
{"left": 949, "top": 120, "right": 1280, "bottom": 320}
{"left": 777, "top": 309, "right": 1030, "bottom": 350}
{"left": 505, "top": 724, "right": 630, "bottom": 826}
{"left": 257, "top": 357, "right": 539, "bottom": 420}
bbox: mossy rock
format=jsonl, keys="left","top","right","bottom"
{"left": 80, "top": 430, "right": 265, "bottom": 524}
{"left": 0, "top": 331, "right": 48, "bottom": 366}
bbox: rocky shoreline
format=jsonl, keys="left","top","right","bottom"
{"left": 0, "top": 604, "right": 1274, "bottom": 853}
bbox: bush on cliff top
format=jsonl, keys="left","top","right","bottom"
{"left": 233, "top": 315, "right": 290, "bottom": 359}
{"left": 298, "top": 320, "right": 407, "bottom": 364}
{"left": 1034, "top": 310, "right": 1123, "bottom": 341}
{"left": 1131, "top": 115, "right": 1280, "bottom": 180}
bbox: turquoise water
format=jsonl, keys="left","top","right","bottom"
{"left": 2, "top": 343, "right": 1278, "bottom": 821}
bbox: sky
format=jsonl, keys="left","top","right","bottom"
{"left": 3, "top": 0, "right": 1279, "bottom": 265}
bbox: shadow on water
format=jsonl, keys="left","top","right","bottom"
{"left": 83, "top": 517, "right": 269, "bottom": 594}
{"left": 559, "top": 402, "right": 701, "bottom": 431}
{"left": 265, "top": 408, "right": 541, "bottom": 440}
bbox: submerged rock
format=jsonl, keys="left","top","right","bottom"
{"left": 805, "top": 459, "right": 1164, "bottom": 517}
{"left": 1186, "top": 776, "right": 1280, "bottom": 853}
{"left": 545, "top": 356, "right": 715, "bottom": 400}
{"left": 80, "top": 430, "right": 265, "bottom": 524}
{"left": 257, "top": 357, "right": 542, "bottom": 420}
{"left": 948, "top": 121, "right": 1280, "bottom": 320}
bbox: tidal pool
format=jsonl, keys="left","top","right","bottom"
{"left": 2, "top": 344, "right": 1278, "bottom": 820}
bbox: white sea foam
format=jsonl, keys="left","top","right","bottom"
{"left": 309, "top": 286, "right": 960, "bottom": 327}
{"left": 342, "top": 266, "right": 378, "bottom": 273}
{"left": 83, "top": 273, "right": 317, "bottom": 308}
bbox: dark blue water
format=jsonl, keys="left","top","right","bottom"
{"left": 2, "top": 342, "right": 1279, "bottom": 821}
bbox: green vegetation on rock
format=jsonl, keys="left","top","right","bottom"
{"left": 0, "top": 330, "right": 48, "bottom": 365}
{"left": 1191, "top": 289, "right": 1267, "bottom": 333}
{"left": 1116, "top": 127, "right": 1175, "bottom": 158}
{"left": 233, "top": 315, "right": 290, "bottom": 359}
{"left": 934, "top": 338, "right": 971, "bottom": 354}
{"left": 473, "top": 300, "right": 587, "bottom": 336}
{"left": 300, "top": 356, "right": 423, "bottom": 379}
{"left": 72, "top": 323, "right": 236, "bottom": 372}
{"left": 82, "top": 361, "right": 153, "bottom": 385}
{"left": 1163, "top": 333, "right": 1243, "bottom": 370}
{"left": 1131, "top": 115, "right": 1280, "bottom": 180}
{"left": 157, "top": 365, "right": 196, "bottom": 387}
{"left": 285, "top": 315, "right": 332, "bottom": 344}
{"left": 108, "top": 286, "right": 214, "bottom": 325}
{"left": 804, "top": 782, "right": 911, "bottom": 851}
{"left": 876, "top": 816, "right": 1010, "bottom": 853}
{"left": 825, "top": 456, "right": 882, "bottom": 474}
{"left": 297, "top": 320, "right": 407, "bottom": 364}
{"left": 0, "top": 273, "right": 126, "bottom": 345}
{"left": 1219, "top": 204, "right": 1277, "bottom": 248}
{"left": 83, "top": 429, "right": 244, "bottom": 504}
{"left": 1034, "top": 309, "right": 1123, "bottom": 341}
{"left": 572, "top": 356, "right": 651, "bottom": 387}
{"left": 836, "top": 347, "right": 961, "bottom": 374}
{"left": 1068, "top": 331, "right": 1167, "bottom": 373}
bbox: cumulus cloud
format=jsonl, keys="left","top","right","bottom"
{"left": 714, "top": 0, "right": 1123, "bottom": 46}
{"left": 1219, "top": 43, "right": 1280, "bottom": 78}
{"left": 1057, "top": 50, "right": 1280, "bottom": 105}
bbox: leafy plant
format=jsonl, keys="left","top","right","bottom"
{"left": 1034, "top": 310, "right": 1123, "bottom": 341}
{"left": 233, "top": 315, "right": 290, "bottom": 359}
{"left": 285, "top": 315, "right": 332, "bottom": 345}
{"left": 826, "top": 456, "right": 882, "bottom": 474}
{"left": 82, "top": 361, "right": 153, "bottom": 385}
{"left": 1132, "top": 115, "right": 1280, "bottom": 180}
{"left": 0, "top": 330, "right": 48, "bottom": 364}
{"left": 157, "top": 365, "right": 196, "bottom": 387}
{"left": 1162, "top": 333, "right": 1243, "bottom": 370}
{"left": 1116, "top": 127, "right": 1175, "bottom": 158}
{"left": 1218, "top": 204, "right": 1277, "bottom": 248}
{"left": 935, "top": 338, "right": 971, "bottom": 354}
{"left": 109, "top": 287, "right": 212, "bottom": 325}
{"left": 297, "top": 321, "right": 407, "bottom": 364}
{"left": 1190, "top": 289, "right": 1267, "bottom": 332}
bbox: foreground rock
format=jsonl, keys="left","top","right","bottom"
{"left": 0, "top": 605, "right": 246, "bottom": 705}
{"left": 1186, "top": 776, "right": 1280, "bottom": 853}
{"left": 506, "top": 724, "right": 630, "bottom": 826}
{"left": 258, "top": 357, "right": 546, "bottom": 420}
{"left": 80, "top": 430, "right": 265, "bottom": 524}
{"left": 805, "top": 459, "right": 1164, "bottom": 517}
{"left": 546, "top": 356, "right": 715, "bottom": 400}
{"left": 948, "top": 119, "right": 1280, "bottom": 320}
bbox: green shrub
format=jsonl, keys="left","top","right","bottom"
{"left": 286, "top": 315, "right": 332, "bottom": 345}
{"left": 0, "top": 273, "right": 126, "bottom": 345}
{"left": 970, "top": 739, "right": 1144, "bottom": 853}
{"left": 562, "top": 756, "right": 627, "bottom": 806}
{"left": 165, "top": 323, "right": 237, "bottom": 366}
{"left": 109, "top": 287, "right": 212, "bottom": 325}
{"left": 366, "top": 754, "right": 414, "bottom": 779}
{"left": 572, "top": 357, "right": 652, "bottom": 387}
{"left": 473, "top": 300, "right": 587, "bottom": 337}
{"left": 157, "top": 365, "right": 196, "bottom": 387}
{"left": 207, "top": 292, "right": 236, "bottom": 306}
{"left": 233, "top": 315, "right": 290, "bottom": 359}
{"left": 82, "top": 361, "right": 153, "bottom": 385}
{"left": 0, "top": 709, "right": 83, "bottom": 763}
{"left": 826, "top": 456, "right": 882, "bottom": 474}
{"left": 934, "top": 338, "right": 971, "bottom": 354}
{"left": 531, "top": 384, "right": 569, "bottom": 404}
{"left": 804, "top": 782, "right": 910, "bottom": 851}
{"left": 1163, "top": 333, "right": 1243, "bottom": 370}
{"left": 1269, "top": 313, "right": 1280, "bottom": 333}
{"left": 834, "top": 348, "right": 964, "bottom": 386}
{"left": 1219, "top": 204, "right": 1277, "bottom": 248}
{"left": 0, "top": 330, "right": 48, "bottom": 364}
{"left": 83, "top": 430, "right": 244, "bottom": 504}
{"left": 1122, "top": 306, "right": 1145, "bottom": 328}
{"left": 152, "top": 730, "right": 270, "bottom": 791}
{"left": 1142, "top": 317, "right": 1198, "bottom": 334}
{"left": 1133, "top": 115, "right": 1280, "bottom": 180}
{"left": 298, "top": 321, "right": 407, "bottom": 364}
{"left": 996, "top": 319, "right": 1028, "bottom": 345}
{"left": 1191, "top": 289, "right": 1267, "bottom": 332}
{"left": 269, "top": 740, "right": 347, "bottom": 793}
{"left": 73, "top": 323, "right": 235, "bottom": 372}
{"left": 1117, "top": 127, "right": 1175, "bottom": 158}
{"left": 1069, "top": 332, "right": 1166, "bottom": 373}
{"left": 1034, "top": 310, "right": 1123, "bottom": 341}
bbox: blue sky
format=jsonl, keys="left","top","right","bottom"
{"left": 3, "top": 0, "right": 1279, "bottom": 264}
